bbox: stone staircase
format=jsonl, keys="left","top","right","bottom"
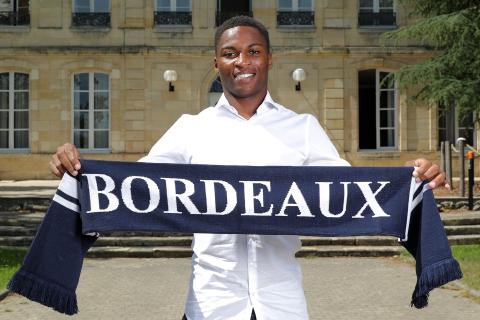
{"left": 1, "top": 210, "right": 479, "bottom": 258}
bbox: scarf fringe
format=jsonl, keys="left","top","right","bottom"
{"left": 411, "top": 258, "right": 463, "bottom": 309}
{"left": 7, "top": 269, "right": 78, "bottom": 315}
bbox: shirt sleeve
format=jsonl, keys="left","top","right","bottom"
{"left": 138, "top": 114, "right": 192, "bottom": 164}
{"left": 304, "top": 114, "right": 350, "bottom": 167}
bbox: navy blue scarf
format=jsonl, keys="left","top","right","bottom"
{"left": 8, "top": 160, "right": 462, "bottom": 314}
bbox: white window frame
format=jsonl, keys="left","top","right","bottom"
{"left": 278, "top": 0, "right": 313, "bottom": 11}
{"left": 438, "top": 105, "right": 476, "bottom": 147}
{"left": 156, "top": 0, "right": 191, "bottom": 12}
{"left": 359, "top": 0, "right": 395, "bottom": 13}
{"left": 71, "top": 72, "right": 110, "bottom": 151}
{"left": 0, "top": 71, "right": 29, "bottom": 151}
{"left": 375, "top": 70, "right": 397, "bottom": 150}
{"left": 72, "top": 0, "right": 110, "bottom": 13}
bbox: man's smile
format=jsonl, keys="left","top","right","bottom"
{"left": 234, "top": 72, "right": 255, "bottom": 80}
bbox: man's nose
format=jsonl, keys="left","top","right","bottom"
{"left": 235, "top": 52, "right": 251, "bottom": 66}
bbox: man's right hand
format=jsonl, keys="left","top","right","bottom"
{"left": 49, "top": 143, "right": 81, "bottom": 178}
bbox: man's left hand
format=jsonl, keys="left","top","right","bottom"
{"left": 406, "top": 158, "right": 449, "bottom": 190}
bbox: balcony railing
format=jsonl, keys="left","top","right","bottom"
{"left": 154, "top": 11, "right": 192, "bottom": 25}
{"left": 277, "top": 11, "right": 314, "bottom": 26}
{"left": 72, "top": 12, "right": 111, "bottom": 27}
{"left": 0, "top": 9, "right": 30, "bottom": 26}
{"left": 216, "top": 11, "right": 252, "bottom": 26}
{"left": 358, "top": 11, "right": 396, "bottom": 27}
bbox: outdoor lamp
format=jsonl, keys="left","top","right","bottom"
{"left": 292, "top": 68, "right": 306, "bottom": 91}
{"left": 163, "top": 70, "right": 178, "bottom": 92}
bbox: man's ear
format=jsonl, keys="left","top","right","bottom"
{"left": 214, "top": 57, "right": 218, "bottom": 72}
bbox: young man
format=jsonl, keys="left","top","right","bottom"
{"left": 50, "top": 16, "right": 446, "bottom": 320}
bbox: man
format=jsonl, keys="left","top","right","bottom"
{"left": 50, "top": 16, "right": 446, "bottom": 320}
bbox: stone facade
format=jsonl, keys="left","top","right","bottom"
{"left": 0, "top": 0, "right": 467, "bottom": 179}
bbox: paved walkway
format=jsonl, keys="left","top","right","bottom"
{"left": 0, "top": 257, "right": 479, "bottom": 320}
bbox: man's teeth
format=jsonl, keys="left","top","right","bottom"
{"left": 236, "top": 73, "right": 254, "bottom": 79}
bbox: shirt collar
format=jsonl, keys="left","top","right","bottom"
{"left": 214, "top": 92, "right": 279, "bottom": 116}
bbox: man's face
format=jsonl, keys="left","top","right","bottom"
{"left": 215, "top": 26, "right": 272, "bottom": 100}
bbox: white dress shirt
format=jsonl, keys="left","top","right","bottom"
{"left": 140, "top": 93, "right": 349, "bottom": 320}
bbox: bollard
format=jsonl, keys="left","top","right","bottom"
{"left": 457, "top": 138, "right": 466, "bottom": 197}
{"left": 445, "top": 141, "right": 453, "bottom": 189}
{"left": 467, "top": 151, "right": 474, "bottom": 210}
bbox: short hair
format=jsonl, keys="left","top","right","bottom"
{"left": 214, "top": 16, "right": 270, "bottom": 53}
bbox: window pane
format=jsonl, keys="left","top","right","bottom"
{"left": 94, "top": 73, "right": 109, "bottom": 90}
{"left": 18, "top": 0, "right": 29, "bottom": 9}
{"left": 94, "top": 0, "right": 109, "bottom": 12}
{"left": 74, "top": 131, "right": 89, "bottom": 148}
{"left": 380, "top": 0, "right": 393, "bottom": 8}
{"left": 380, "top": 110, "right": 394, "bottom": 128}
{"left": 14, "top": 92, "right": 28, "bottom": 109}
{"left": 94, "top": 111, "right": 108, "bottom": 129}
{"left": 0, "top": 130, "right": 8, "bottom": 148}
{"left": 14, "top": 111, "right": 28, "bottom": 129}
{"left": 359, "top": 0, "right": 373, "bottom": 8}
{"left": 94, "top": 131, "right": 108, "bottom": 148}
{"left": 176, "top": 0, "right": 190, "bottom": 11}
{"left": 298, "top": 0, "right": 311, "bottom": 10}
{"left": 74, "top": 0, "right": 90, "bottom": 12}
{"left": 157, "top": 0, "right": 170, "bottom": 10}
{"left": 0, "top": 73, "right": 8, "bottom": 90}
{"left": 94, "top": 91, "right": 108, "bottom": 110}
{"left": 0, "top": 111, "right": 8, "bottom": 128}
{"left": 14, "top": 73, "right": 28, "bottom": 90}
{"left": 74, "top": 73, "right": 89, "bottom": 90}
{"left": 14, "top": 130, "right": 28, "bottom": 148}
{"left": 379, "top": 72, "right": 393, "bottom": 89}
{"left": 74, "top": 92, "right": 89, "bottom": 110}
{"left": 380, "top": 129, "right": 395, "bottom": 147}
{"left": 74, "top": 111, "right": 89, "bottom": 129}
{"left": 0, "top": 92, "right": 8, "bottom": 109}
{"left": 0, "top": 1, "right": 12, "bottom": 11}
{"left": 380, "top": 91, "right": 394, "bottom": 109}
{"left": 279, "top": 0, "right": 292, "bottom": 10}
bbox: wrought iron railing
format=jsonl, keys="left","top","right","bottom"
{"left": 72, "top": 12, "right": 111, "bottom": 27}
{"left": 358, "top": 11, "right": 396, "bottom": 27}
{"left": 216, "top": 11, "right": 252, "bottom": 26}
{"left": 0, "top": 9, "right": 30, "bottom": 26}
{"left": 154, "top": 11, "right": 192, "bottom": 25}
{"left": 277, "top": 11, "right": 314, "bottom": 26}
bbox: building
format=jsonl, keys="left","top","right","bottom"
{"left": 0, "top": 0, "right": 476, "bottom": 179}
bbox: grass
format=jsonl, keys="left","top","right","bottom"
{"left": 0, "top": 247, "right": 27, "bottom": 290}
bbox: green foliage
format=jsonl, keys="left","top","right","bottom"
{"left": 0, "top": 248, "right": 26, "bottom": 289}
{"left": 451, "top": 244, "right": 480, "bottom": 291}
{"left": 382, "top": 0, "right": 480, "bottom": 117}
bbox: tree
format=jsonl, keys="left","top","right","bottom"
{"left": 382, "top": 0, "right": 480, "bottom": 118}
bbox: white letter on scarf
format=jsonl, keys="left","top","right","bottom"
{"left": 201, "top": 180, "right": 237, "bottom": 215}
{"left": 352, "top": 181, "right": 390, "bottom": 218}
{"left": 162, "top": 178, "right": 201, "bottom": 214}
{"left": 85, "top": 174, "right": 119, "bottom": 213}
{"left": 121, "top": 176, "right": 160, "bottom": 213}
{"left": 240, "top": 181, "right": 273, "bottom": 216}
{"left": 277, "top": 182, "right": 314, "bottom": 217}
{"left": 316, "top": 182, "right": 351, "bottom": 218}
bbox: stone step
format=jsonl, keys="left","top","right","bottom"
{"left": 2, "top": 234, "right": 479, "bottom": 249}
{"left": 445, "top": 225, "right": 480, "bottom": 235}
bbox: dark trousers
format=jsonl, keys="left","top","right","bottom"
{"left": 182, "top": 309, "right": 257, "bottom": 320}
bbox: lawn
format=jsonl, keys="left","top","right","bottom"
{"left": 0, "top": 247, "right": 27, "bottom": 290}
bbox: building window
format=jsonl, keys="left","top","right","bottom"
{"left": 216, "top": 0, "right": 252, "bottom": 27}
{"left": 72, "top": 0, "right": 110, "bottom": 27}
{"left": 0, "top": 72, "right": 29, "bottom": 150}
{"left": 0, "top": 0, "right": 30, "bottom": 26}
{"left": 277, "top": 0, "right": 314, "bottom": 26}
{"left": 358, "top": 0, "right": 396, "bottom": 27}
{"left": 73, "top": 72, "right": 109, "bottom": 150}
{"left": 358, "top": 69, "right": 396, "bottom": 150}
{"left": 154, "top": 0, "right": 192, "bottom": 26}
{"left": 438, "top": 104, "right": 475, "bottom": 147}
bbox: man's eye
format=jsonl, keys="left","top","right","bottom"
{"left": 250, "top": 50, "right": 260, "bottom": 55}
{"left": 223, "top": 52, "right": 236, "bottom": 57}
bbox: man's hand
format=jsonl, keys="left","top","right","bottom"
{"left": 406, "top": 158, "right": 449, "bottom": 190}
{"left": 49, "top": 143, "right": 81, "bottom": 178}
